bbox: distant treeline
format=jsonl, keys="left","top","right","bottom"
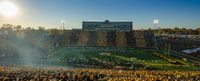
{"left": 147, "top": 27, "right": 200, "bottom": 35}
{"left": 1, "top": 24, "right": 200, "bottom": 35}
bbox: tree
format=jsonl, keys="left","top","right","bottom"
{"left": 14, "top": 25, "right": 22, "bottom": 30}
{"left": 187, "top": 29, "right": 193, "bottom": 35}
{"left": 26, "top": 27, "right": 32, "bottom": 30}
{"left": 38, "top": 27, "right": 45, "bottom": 31}
{"left": 180, "top": 28, "right": 186, "bottom": 35}
{"left": 49, "top": 28, "right": 60, "bottom": 35}
{"left": 196, "top": 28, "right": 200, "bottom": 35}
{"left": 1, "top": 24, "right": 13, "bottom": 30}
{"left": 174, "top": 27, "right": 180, "bottom": 34}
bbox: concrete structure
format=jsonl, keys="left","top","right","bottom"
{"left": 82, "top": 20, "right": 133, "bottom": 31}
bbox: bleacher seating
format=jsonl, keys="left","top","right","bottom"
{"left": 87, "top": 31, "right": 97, "bottom": 46}
{"left": 106, "top": 31, "right": 117, "bottom": 47}
{"left": 97, "top": 31, "right": 107, "bottom": 46}
{"left": 125, "top": 31, "right": 136, "bottom": 47}
{"left": 135, "top": 30, "right": 146, "bottom": 47}
{"left": 60, "top": 30, "right": 155, "bottom": 48}
{"left": 116, "top": 31, "right": 126, "bottom": 47}
{"left": 77, "top": 31, "right": 89, "bottom": 46}
{"left": 69, "top": 30, "right": 81, "bottom": 46}
{"left": 144, "top": 31, "right": 155, "bottom": 48}
{"left": 62, "top": 30, "right": 71, "bottom": 47}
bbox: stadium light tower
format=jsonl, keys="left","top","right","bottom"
{"left": 153, "top": 19, "right": 159, "bottom": 49}
{"left": 61, "top": 20, "right": 66, "bottom": 35}
{"left": 153, "top": 19, "right": 159, "bottom": 31}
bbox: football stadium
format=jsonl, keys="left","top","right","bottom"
{"left": 0, "top": 0, "right": 200, "bottom": 80}
{"left": 0, "top": 20, "right": 200, "bottom": 80}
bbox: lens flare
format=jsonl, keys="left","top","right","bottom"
{"left": 0, "top": 1, "right": 18, "bottom": 17}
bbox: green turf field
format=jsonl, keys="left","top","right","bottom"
{"left": 46, "top": 47, "right": 200, "bottom": 70}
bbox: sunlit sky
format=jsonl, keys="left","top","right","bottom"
{"left": 0, "top": 0, "right": 200, "bottom": 29}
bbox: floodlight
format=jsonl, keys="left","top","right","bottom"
{"left": 61, "top": 20, "right": 66, "bottom": 24}
{"left": 153, "top": 19, "right": 159, "bottom": 24}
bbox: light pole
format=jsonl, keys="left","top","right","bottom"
{"left": 61, "top": 20, "right": 65, "bottom": 35}
{"left": 153, "top": 19, "right": 159, "bottom": 49}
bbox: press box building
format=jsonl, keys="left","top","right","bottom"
{"left": 82, "top": 20, "right": 133, "bottom": 31}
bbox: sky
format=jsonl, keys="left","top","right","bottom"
{"left": 0, "top": 0, "right": 200, "bottom": 29}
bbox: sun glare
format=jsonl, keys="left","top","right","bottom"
{"left": 0, "top": 0, "right": 18, "bottom": 17}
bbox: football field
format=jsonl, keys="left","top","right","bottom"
{"left": 46, "top": 47, "right": 200, "bottom": 70}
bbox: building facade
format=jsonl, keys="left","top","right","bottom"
{"left": 82, "top": 20, "right": 133, "bottom": 31}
